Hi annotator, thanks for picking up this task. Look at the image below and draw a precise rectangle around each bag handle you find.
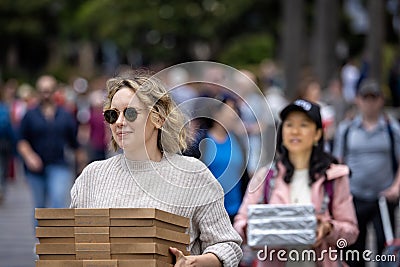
[378,196,394,244]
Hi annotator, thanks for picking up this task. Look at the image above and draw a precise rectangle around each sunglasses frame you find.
[103,107,140,124]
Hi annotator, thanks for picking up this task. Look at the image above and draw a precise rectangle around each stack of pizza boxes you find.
[35,208,190,267]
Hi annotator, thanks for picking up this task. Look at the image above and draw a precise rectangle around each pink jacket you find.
[234,162,359,267]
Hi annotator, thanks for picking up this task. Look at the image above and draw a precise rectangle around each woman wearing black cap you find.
[234,99,359,267]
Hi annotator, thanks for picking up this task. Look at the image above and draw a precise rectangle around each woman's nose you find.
[115,111,125,125]
[290,126,300,134]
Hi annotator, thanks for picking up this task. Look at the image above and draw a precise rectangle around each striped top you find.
[70,153,243,266]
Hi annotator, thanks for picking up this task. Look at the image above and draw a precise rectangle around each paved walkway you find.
[0,176,35,267]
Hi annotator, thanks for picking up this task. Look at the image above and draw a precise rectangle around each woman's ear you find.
[314,128,323,143]
[150,111,164,129]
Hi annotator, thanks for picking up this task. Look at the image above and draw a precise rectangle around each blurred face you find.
[214,99,239,130]
[108,87,159,155]
[282,111,322,156]
[37,77,57,103]
[356,94,384,118]
[304,82,321,103]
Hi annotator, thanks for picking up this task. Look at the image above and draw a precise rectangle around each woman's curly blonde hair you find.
[104,69,189,154]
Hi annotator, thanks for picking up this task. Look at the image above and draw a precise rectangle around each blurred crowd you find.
[1,58,400,266]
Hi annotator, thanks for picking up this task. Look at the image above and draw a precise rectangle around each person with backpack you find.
[333,79,400,267]
[234,99,358,267]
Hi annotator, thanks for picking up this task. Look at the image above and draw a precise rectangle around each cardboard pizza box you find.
[110,219,186,233]
[109,237,187,248]
[74,227,110,243]
[111,254,172,263]
[38,237,75,244]
[75,209,110,227]
[75,243,111,260]
[36,227,74,238]
[36,260,82,267]
[118,260,173,267]
[36,260,173,267]
[38,220,75,227]
[109,208,189,228]
[109,226,189,244]
[35,209,75,219]
[36,243,75,254]
[38,255,76,260]
[110,242,188,256]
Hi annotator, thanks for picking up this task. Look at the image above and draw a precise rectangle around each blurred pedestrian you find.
[17,75,85,223]
[235,99,359,267]
[70,70,243,266]
[187,93,250,223]
[341,57,360,104]
[235,69,269,177]
[87,89,108,162]
[0,89,16,203]
[333,79,400,267]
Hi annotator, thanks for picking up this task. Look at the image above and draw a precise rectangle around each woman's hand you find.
[314,219,333,248]
[169,247,222,267]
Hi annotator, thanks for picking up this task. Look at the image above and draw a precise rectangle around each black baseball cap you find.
[280,99,322,129]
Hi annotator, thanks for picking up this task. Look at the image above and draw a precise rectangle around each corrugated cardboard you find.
[36,244,75,254]
[82,260,117,267]
[36,260,82,267]
[36,227,74,238]
[36,260,173,267]
[34,208,190,263]
[110,243,169,255]
[39,237,75,244]
[39,255,76,260]
[35,209,75,219]
[111,254,172,263]
[75,243,111,260]
[109,226,189,244]
[118,260,173,267]
[75,209,110,226]
[75,227,109,243]
[109,237,187,247]
[38,219,75,227]
[110,219,186,233]
[110,242,188,256]
[109,208,189,228]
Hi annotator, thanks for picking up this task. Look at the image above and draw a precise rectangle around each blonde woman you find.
[70,70,242,267]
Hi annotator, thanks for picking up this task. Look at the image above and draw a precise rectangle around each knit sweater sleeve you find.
[192,168,243,266]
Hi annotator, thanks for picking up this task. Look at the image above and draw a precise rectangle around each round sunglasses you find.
[103,107,139,124]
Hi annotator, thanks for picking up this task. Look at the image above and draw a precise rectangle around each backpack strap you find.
[383,114,398,175]
[263,169,275,204]
[342,123,352,163]
[324,179,334,215]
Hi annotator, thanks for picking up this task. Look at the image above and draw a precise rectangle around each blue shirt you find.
[201,132,244,216]
[19,105,79,169]
[0,103,14,141]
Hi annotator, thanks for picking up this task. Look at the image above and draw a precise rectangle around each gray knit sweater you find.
[70,153,243,266]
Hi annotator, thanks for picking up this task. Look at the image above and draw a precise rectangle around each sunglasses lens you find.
[124,107,138,122]
[104,110,118,124]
